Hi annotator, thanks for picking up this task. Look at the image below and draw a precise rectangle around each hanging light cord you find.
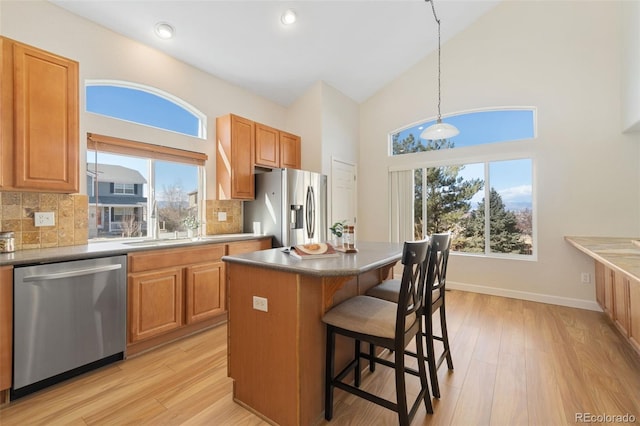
[427,0,442,123]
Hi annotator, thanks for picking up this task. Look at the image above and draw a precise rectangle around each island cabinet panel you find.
[279,131,301,170]
[0,36,79,192]
[629,278,640,354]
[185,261,225,324]
[128,267,184,343]
[216,114,255,200]
[0,266,13,397]
[603,265,615,319]
[595,261,605,308]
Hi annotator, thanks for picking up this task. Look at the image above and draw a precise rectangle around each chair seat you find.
[322,295,416,339]
[367,279,440,305]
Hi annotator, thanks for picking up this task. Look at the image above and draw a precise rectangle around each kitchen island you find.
[222,241,403,426]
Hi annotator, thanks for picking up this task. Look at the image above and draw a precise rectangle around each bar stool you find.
[322,240,432,425]
[366,233,453,398]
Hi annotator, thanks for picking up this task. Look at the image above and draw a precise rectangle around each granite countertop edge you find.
[565,236,640,282]
[222,241,404,277]
[0,234,271,266]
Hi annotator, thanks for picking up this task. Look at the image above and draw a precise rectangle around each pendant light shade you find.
[422,0,459,141]
[420,120,459,140]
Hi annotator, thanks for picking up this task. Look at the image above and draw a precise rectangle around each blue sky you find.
[86,85,199,199]
[395,109,534,207]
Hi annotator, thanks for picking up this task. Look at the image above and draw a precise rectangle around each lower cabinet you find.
[127,244,226,353]
[126,238,271,355]
[594,261,638,355]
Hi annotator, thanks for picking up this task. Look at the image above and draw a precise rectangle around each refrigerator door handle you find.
[306,186,315,239]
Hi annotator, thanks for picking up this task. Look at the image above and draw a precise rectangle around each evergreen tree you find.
[392,134,483,240]
[462,188,528,254]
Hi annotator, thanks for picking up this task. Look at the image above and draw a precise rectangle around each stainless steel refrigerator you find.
[244,168,327,247]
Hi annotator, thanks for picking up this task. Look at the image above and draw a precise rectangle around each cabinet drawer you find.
[227,239,271,255]
[129,244,225,273]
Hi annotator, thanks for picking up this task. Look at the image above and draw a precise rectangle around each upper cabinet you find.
[216,113,301,200]
[255,123,301,170]
[0,37,79,192]
[216,114,255,200]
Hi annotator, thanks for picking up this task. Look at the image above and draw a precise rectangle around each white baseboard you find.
[447,280,602,312]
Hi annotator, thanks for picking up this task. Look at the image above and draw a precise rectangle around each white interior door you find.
[331,158,357,228]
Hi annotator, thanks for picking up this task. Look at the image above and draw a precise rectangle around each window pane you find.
[155,161,200,238]
[489,159,533,255]
[392,108,535,155]
[87,152,148,239]
[86,84,201,137]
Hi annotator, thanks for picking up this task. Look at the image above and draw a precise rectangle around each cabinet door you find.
[185,261,225,324]
[13,41,78,192]
[280,131,301,169]
[629,277,640,354]
[129,267,184,343]
[255,123,280,168]
[230,115,255,199]
[0,266,12,392]
[0,38,13,189]
[604,266,615,319]
[227,238,272,255]
[613,272,630,336]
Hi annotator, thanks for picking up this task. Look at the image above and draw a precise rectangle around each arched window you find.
[389,108,536,258]
[85,80,206,139]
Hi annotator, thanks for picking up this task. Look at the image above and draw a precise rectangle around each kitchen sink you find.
[123,238,195,247]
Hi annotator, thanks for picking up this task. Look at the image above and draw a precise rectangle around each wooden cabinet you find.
[279,131,301,169]
[629,277,640,354]
[216,114,255,200]
[255,123,301,170]
[0,266,12,396]
[594,260,639,356]
[227,238,272,255]
[127,244,226,352]
[185,261,225,324]
[0,36,79,192]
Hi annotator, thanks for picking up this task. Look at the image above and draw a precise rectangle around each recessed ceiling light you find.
[155,22,174,39]
[281,9,296,25]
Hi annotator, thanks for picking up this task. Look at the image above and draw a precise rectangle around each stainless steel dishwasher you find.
[12,255,126,399]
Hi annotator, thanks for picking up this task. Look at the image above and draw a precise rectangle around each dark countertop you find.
[222,241,404,277]
[0,234,271,266]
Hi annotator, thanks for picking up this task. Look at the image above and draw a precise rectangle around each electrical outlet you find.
[581,272,591,284]
[34,212,55,227]
[218,211,227,222]
[252,296,268,312]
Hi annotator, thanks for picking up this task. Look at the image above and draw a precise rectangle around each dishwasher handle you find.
[22,263,123,282]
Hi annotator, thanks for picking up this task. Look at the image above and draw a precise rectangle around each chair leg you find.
[425,311,440,399]
[355,339,361,387]
[415,328,433,414]
[394,346,410,426]
[369,343,376,372]
[325,327,335,421]
[440,304,454,370]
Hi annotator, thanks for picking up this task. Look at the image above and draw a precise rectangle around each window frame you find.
[388,107,537,261]
[85,79,208,139]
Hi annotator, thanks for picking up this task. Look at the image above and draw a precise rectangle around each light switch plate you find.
[34,212,55,227]
[218,211,227,222]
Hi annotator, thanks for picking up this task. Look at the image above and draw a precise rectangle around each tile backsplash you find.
[205,199,243,235]
[0,192,88,250]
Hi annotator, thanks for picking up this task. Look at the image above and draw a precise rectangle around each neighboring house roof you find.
[87,163,147,185]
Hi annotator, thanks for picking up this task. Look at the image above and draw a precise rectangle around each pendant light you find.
[420,0,459,141]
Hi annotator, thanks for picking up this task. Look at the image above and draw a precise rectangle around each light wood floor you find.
[1,290,639,425]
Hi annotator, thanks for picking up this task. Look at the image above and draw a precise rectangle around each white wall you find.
[286,81,323,173]
[0,0,287,200]
[359,1,639,309]
[622,0,640,133]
